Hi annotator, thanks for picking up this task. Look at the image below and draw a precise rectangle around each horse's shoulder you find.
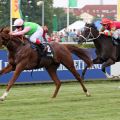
[2,27,10,34]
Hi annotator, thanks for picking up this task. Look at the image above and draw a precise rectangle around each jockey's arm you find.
[103,26,116,36]
[11,27,31,36]
[99,26,105,32]
[102,30,113,36]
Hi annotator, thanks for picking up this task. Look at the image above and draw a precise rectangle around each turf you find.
[0,81,120,120]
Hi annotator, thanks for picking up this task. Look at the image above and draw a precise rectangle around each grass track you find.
[0,81,120,120]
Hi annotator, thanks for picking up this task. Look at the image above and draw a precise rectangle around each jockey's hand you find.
[9,32,15,35]
[99,32,104,34]
[9,32,12,35]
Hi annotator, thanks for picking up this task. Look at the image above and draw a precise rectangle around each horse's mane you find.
[0,27,29,46]
[85,23,98,31]
[0,27,10,34]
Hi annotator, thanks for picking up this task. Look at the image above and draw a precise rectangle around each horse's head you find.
[78,23,100,43]
[0,27,10,47]
[0,28,5,46]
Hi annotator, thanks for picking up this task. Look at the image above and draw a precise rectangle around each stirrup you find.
[47,53,53,57]
[112,38,119,45]
[43,46,47,52]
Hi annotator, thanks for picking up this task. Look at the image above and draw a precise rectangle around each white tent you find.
[59,20,85,33]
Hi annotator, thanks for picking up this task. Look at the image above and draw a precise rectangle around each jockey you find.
[42,25,48,42]
[10,18,52,56]
[99,18,120,40]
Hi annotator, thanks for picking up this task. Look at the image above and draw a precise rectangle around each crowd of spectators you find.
[47,28,81,43]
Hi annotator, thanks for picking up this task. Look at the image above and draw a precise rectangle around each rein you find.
[5,35,12,47]
[4,35,25,48]
[79,26,100,42]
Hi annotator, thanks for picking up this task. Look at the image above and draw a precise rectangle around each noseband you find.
[79,26,100,42]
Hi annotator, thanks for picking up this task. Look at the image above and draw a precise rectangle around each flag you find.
[11,0,22,19]
[52,14,58,32]
[69,0,77,8]
[117,0,120,21]
[10,0,22,31]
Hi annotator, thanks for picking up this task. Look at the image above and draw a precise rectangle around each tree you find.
[21,0,53,32]
[0,0,10,27]
[0,0,53,32]
[0,0,78,32]
[53,7,78,31]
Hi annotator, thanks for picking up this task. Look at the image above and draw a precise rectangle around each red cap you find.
[101,18,111,25]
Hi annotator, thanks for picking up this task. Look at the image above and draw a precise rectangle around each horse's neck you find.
[4,36,22,52]
[94,35,113,49]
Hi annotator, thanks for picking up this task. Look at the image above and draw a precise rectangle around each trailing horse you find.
[0,28,92,101]
[79,23,120,79]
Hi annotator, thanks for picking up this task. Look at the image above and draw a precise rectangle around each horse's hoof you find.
[110,75,119,79]
[0,97,5,101]
[51,96,56,98]
[51,94,57,98]
[85,91,91,97]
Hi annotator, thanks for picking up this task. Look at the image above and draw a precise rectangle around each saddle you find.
[31,43,54,58]
[43,43,54,57]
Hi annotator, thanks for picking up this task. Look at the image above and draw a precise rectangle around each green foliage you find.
[53,8,79,31]
[71,43,95,48]
[0,0,10,27]
[78,43,95,48]
[21,0,53,32]
[0,0,53,32]
[0,0,79,32]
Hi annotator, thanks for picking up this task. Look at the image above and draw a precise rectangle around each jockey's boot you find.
[112,38,119,45]
[37,42,53,57]
[37,43,47,56]
[46,52,54,57]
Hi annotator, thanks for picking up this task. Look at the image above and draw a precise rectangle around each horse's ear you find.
[85,22,90,27]
[85,23,88,26]
[0,28,4,32]
[3,27,10,34]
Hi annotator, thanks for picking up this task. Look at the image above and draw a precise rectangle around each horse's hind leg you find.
[46,64,61,98]
[69,66,90,96]
[0,64,13,75]
[102,58,115,78]
[61,55,90,96]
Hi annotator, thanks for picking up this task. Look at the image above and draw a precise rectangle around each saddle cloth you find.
[31,43,54,57]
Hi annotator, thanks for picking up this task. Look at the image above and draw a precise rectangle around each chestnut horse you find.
[0,28,92,101]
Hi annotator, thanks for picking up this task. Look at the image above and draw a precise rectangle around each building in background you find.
[79,12,93,23]
[64,5,117,23]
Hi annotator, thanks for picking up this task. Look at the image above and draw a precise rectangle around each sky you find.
[53,0,118,8]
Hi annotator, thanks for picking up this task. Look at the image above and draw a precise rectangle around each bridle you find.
[2,33,12,47]
[79,26,100,42]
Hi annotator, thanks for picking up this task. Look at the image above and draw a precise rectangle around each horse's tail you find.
[66,45,93,67]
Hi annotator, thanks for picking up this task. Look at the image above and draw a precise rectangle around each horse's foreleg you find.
[0,63,24,101]
[102,58,115,78]
[46,64,61,98]
[0,64,13,75]
[81,65,88,80]
[82,57,104,79]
